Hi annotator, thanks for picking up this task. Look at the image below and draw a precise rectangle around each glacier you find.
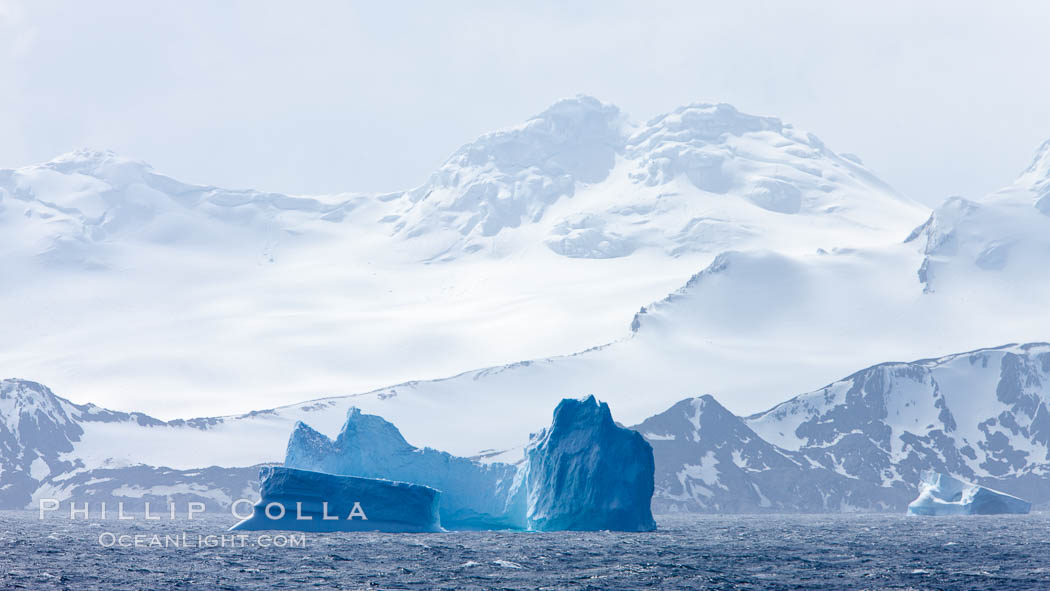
[283,396,655,531]
[907,473,1031,516]
[230,466,442,532]
[0,96,931,423]
[4,101,1050,450]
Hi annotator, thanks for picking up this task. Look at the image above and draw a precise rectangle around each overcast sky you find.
[1,1,1048,206]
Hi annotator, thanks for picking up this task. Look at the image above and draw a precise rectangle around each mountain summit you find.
[384,96,926,260]
[392,96,628,248]
[1,97,927,267]
[907,139,1050,292]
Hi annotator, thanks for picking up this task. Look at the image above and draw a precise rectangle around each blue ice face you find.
[907,472,1030,516]
[284,409,525,530]
[282,396,657,532]
[525,395,657,532]
[230,466,442,533]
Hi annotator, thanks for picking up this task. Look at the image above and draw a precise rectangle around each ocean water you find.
[2,511,1049,590]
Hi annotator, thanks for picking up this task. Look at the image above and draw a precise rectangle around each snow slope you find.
[3,139,1050,465]
[907,140,1050,294]
[0,97,927,418]
[387,97,924,261]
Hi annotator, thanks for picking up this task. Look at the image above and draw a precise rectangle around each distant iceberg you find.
[281,395,656,532]
[230,466,442,532]
[907,472,1030,516]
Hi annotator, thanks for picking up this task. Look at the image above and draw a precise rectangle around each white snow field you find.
[2,96,1050,465]
[0,96,926,421]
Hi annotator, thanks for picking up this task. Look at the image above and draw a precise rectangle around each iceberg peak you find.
[281,398,656,531]
[284,407,524,529]
[525,395,656,532]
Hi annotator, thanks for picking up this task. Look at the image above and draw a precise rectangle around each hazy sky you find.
[1,1,1048,206]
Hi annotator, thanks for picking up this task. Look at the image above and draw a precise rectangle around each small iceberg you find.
[907,472,1031,516]
[230,466,442,532]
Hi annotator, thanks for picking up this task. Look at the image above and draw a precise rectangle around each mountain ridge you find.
[0,95,935,419]
[385,95,926,261]
[2,95,927,266]
[7,341,1050,512]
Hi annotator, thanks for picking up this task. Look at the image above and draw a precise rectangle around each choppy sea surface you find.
[2,511,1050,590]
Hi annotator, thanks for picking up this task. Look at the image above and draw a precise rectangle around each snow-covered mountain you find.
[0,148,365,267]
[748,343,1050,489]
[386,96,923,261]
[2,97,921,268]
[7,343,1050,512]
[0,96,930,419]
[632,396,899,513]
[2,139,1048,464]
[637,343,1050,512]
[618,138,1050,418]
[0,379,259,509]
[907,140,1050,293]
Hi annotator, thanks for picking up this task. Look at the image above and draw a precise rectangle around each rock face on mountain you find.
[0,379,199,509]
[33,464,261,512]
[747,343,1050,503]
[230,466,442,532]
[6,343,1050,514]
[0,380,84,507]
[0,379,263,511]
[634,343,1050,513]
[525,396,656,532]
[285,409,524,529]
[907,472,1030,516]
[632,396,906,513]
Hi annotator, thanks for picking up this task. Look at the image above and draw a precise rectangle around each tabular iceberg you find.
[285,409,524,529]
[283,396,655,531]
[526,396,657,532]
[907,473,1031,516]
[230,466,442,532]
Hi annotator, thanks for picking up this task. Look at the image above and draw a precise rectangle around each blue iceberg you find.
[907,472,1031,516]
[230,466,442,532]
[525,396,657,532]
[281,396,656,532]
[285,409,524,529]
